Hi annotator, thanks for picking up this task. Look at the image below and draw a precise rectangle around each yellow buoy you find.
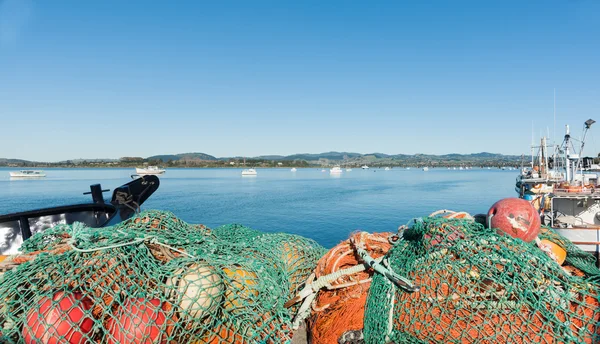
[222,265,259,313]
[166,263,223,320]
[279,242,302,271]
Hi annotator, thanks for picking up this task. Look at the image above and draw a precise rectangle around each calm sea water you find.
[0,167,517,248]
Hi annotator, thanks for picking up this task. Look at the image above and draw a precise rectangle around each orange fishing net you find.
[308,231,394,344]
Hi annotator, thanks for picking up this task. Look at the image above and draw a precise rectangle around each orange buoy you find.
[23,291,94,344]
[106,298,174,344]
[487,198,541,242]
[538,239,567,265]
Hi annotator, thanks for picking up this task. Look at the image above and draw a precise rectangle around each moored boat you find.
[0,176,159,255]
[242,168,257,176]
[516,119,600,260]
[9,170,46,178]
[135,166,165,175]
[330,166,343,174]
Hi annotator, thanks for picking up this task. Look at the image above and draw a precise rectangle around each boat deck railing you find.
[552,188,599,197]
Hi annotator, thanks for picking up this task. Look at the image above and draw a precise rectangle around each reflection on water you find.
[10,177,46,180]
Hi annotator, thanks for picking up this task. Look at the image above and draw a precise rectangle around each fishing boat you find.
[135,166,165,175]
[384,167,391,171]
[9,170,46,178]
[0,176,159,255]
[242,168,257,176]
[362,165,369,169]
[291,168,297,172]
[330,166,343,174]
[423,167,429,172]
[516,119,600,260]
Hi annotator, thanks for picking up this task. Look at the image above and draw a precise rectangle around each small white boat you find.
[330,166,343,174]
[459,166,464,170]
[384,167,391,171]
[346,168,352,172]
[136,166,166,175]
[321,169,326,172]
[423,167,429,172]
[406,167,411,170]
[242,168,257,176]
[9,170,46,178]
[361,165,369,169]
[291,168,297,172]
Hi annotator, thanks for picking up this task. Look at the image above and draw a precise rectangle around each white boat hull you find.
[554,228,600,255]
[135,168,165,175]
[9,171,46,178]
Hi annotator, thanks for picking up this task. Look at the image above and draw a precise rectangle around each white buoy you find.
[166,263,223,320]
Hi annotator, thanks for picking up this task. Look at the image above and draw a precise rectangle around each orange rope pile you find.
[308,231,394,344]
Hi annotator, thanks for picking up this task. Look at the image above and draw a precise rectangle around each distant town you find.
[0,151,533,169]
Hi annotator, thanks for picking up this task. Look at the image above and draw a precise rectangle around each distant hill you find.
[0,158,32,164]
[147,152,218,162]
[282,152,363,161]
[255,155,286,160]
[0,151,524,167]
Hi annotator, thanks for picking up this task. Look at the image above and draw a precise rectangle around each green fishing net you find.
[364,218,600,343]
[0,210,325,343]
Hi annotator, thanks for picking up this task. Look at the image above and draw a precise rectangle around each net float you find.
[487,198,541,242]
[538,239,567,265]
[166,263,223,320]
[23,291,94,344]
[106,297,174,344]
[222,265,259,313]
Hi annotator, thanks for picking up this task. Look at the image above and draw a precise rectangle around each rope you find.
[286,235,418,330]
[351,237,419,293]
[67,225,195,258]
[114,191,140,214]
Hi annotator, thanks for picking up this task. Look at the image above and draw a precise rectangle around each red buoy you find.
[23,291,94,344]
[487,198,541,242]
[106,298,173,344]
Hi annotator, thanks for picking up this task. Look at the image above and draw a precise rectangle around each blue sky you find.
[1,0,599,161]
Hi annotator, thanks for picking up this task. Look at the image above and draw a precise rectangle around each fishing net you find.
[307,231,394,344]
[364,217,600,344]
[0,210,325,343]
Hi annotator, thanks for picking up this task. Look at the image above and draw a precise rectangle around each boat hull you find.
[135,168,165,175]
[0,175,160,255]
[9,172,46,178]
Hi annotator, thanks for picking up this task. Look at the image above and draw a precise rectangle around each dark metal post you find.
[89,184,105,204]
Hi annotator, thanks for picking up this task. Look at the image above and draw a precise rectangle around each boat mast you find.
[576,119,596,178]
[552,90,557,177]
[531,121,535,170]
[565,125,571,183]
[541,136,547,175]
